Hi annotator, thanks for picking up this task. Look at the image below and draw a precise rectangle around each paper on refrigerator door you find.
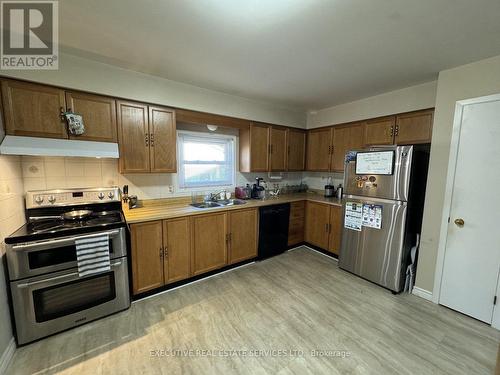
[344,202,362,231]
[362,204,383,229]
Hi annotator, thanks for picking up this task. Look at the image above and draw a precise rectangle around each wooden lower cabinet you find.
[304,201,343,255]
[328,206,343,255]
[191,212,228,275]
[288,201,305,246]
[130,221,164,295]
[163,217,191,284]
[228,208,258,264]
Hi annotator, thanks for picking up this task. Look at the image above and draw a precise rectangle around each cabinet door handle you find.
[390,126,394,137]
[325,223,329,233]
[150,133,154,147]
[163,247,168,257]
[145,133,149,147]
[394,124,399,136]
[159,247,163,258]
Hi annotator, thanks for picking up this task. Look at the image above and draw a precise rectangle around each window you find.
[177,131,235,189]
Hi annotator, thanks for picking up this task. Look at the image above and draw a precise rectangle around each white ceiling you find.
[60,0,500,110]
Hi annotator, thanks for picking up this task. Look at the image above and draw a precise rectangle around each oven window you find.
[28,240,113,270]
[32,272,116,322]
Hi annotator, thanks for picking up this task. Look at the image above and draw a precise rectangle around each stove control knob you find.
[48,195,56,204]
[98,192,105,200]
[108,191,114,199]
[35,196,44,204]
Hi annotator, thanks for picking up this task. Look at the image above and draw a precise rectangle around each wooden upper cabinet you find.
[270,127,287,171]
[228,208,258,264]
[191,212,227,276]
[306,127,332,171]
[149,106,177,173]
[117,101,150,173]
[304,201,330,249]
[287,129,306,171]
[395,110,433,144]
[1,79,67,138]
[363,116,395,146]
[327,206,343,256]
[163,217,191,284]
[130,221,164,295]
[65,92,117,142]
[332,123,364,172]
[240,122,270,172]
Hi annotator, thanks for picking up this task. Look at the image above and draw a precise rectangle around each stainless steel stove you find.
[5,187,130,345]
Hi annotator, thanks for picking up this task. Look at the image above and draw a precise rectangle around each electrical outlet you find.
[168,185,174,194]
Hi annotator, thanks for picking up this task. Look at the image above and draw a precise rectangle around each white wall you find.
[416,54,500,293]
[0,156,25,370]
[0,52,306,128]
[307,81,437,128]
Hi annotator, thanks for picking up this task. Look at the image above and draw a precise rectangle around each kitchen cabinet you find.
[270,127,287,171]
[228,208,258,264]
[117,101,177,173]
[304,201,343,254]
[395,110,433,144]
[306,127,333,171]
[191,212,228,275]
[1,79,67,139]
[363,116,396,146]
[287,129,306,171]
[65,91,117,142]
[288,201,305,246]
[131,221,164,294]
[163,217,191,284]
[332,123,364,172]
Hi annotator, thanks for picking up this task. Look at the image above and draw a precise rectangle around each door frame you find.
[432,93,500,328]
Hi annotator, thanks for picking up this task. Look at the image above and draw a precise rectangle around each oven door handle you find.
[16,260,123,288]
[11,229,121,251]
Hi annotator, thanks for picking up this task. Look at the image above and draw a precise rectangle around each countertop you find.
[124,192,342,224]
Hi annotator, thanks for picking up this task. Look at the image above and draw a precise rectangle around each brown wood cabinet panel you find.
[306,128,332,171]
[228,208,258,264]
[364,116,396,146]
[304,201,330,249]
[270,127,287,171]
[332,123,364,172]
[191,212,227,275]
[65,92,117,142]
[163,217,191,284]
[395,110,433,144]
[149,106,177,172]
[1,79,67,138]
[287,129,306,171]
[117,101,150,173]
[328,206,343,255]
[131,221,164,295]
[249,123,270,172]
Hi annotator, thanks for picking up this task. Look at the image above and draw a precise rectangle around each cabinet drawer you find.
[290,201,305,219]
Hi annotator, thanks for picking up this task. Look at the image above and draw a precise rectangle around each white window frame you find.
[177,130,236,189]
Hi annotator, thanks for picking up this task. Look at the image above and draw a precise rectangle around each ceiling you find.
[60,0,500,110]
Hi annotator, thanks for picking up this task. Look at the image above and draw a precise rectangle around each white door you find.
[439,97,500,324]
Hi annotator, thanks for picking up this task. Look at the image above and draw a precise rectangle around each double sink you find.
[190,199,247,209]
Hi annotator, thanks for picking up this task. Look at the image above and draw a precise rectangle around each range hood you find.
[0,136,120,158]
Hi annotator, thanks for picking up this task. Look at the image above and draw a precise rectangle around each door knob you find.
[454,218,465,227]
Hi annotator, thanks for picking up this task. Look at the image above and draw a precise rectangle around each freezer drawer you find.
[338,196,408,292]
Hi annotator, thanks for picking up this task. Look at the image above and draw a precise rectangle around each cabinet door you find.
[1,80,67,138]
[228,208,258,264]
[395,110,433,144]
[270,127,287,171]
[191,212,228,275]
[117,101,150,173]
[288,201,305,246]
[149,106,177,172]
[65,92,117,142]
[306,128,332,171]
[287,129,306,171]
[130,221,164,295]
[304,202,330,249]
[163,217,191,284]
[364,116,395,146]
[250,123,270,172]
[328,206,343,255]
[332,123,364,172]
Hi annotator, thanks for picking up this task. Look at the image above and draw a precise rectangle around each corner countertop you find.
[123,192,343,224]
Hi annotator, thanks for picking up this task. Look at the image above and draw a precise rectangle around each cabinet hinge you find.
[494,296,497,305]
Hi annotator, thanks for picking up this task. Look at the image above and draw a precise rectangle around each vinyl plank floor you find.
[7,247,500,375]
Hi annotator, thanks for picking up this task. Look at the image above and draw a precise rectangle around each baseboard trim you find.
[412,286,433,301]
[0,338,15,375]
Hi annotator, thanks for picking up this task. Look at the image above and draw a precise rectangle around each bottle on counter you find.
[336,184,343,199]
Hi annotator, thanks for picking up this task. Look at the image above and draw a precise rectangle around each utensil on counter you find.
[324,177,335,197]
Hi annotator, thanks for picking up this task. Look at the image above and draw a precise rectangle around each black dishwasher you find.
[258,203,290,259]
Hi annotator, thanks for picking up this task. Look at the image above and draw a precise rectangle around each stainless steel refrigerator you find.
[338,145,429,293]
